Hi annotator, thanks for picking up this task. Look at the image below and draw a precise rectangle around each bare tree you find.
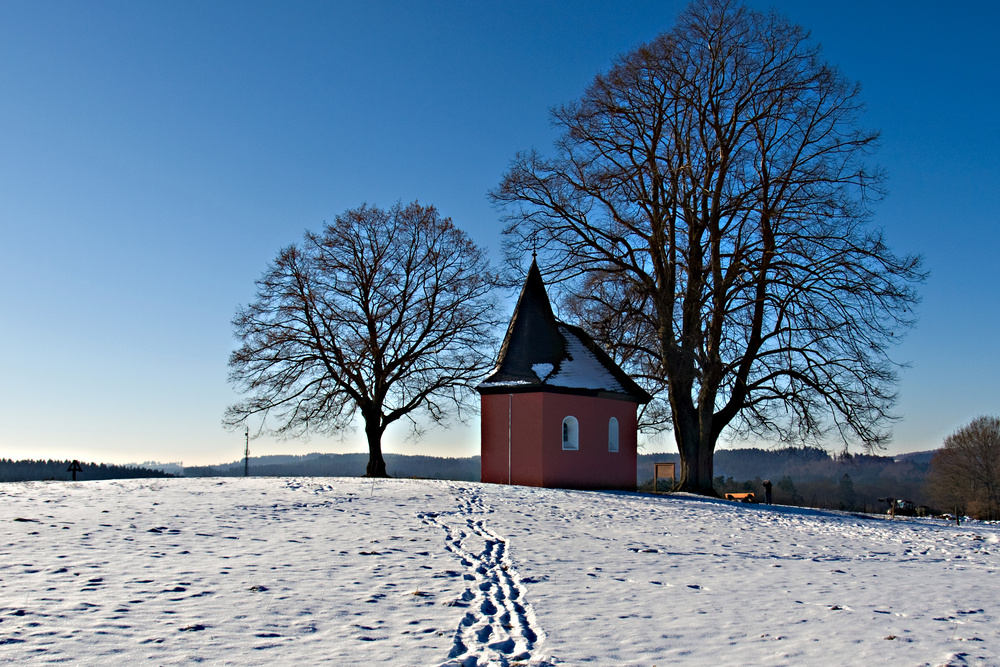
[927,416,1000,520]
[225,202,499,477]
[492,0,924,494]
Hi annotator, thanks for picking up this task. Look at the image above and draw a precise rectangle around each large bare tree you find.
[492,0,924,494]
[927,416,1000,521]
[225,202,498,477]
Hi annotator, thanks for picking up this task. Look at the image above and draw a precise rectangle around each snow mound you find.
[531,363,554,381]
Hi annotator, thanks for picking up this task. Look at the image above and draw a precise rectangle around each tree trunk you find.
[363,415,389,478]
[665,356,719,496]
[674,422,717,495]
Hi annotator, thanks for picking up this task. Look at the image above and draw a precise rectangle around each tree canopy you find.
[927,416,1000,520]
[226,202,499,477]
[493,0,924,494]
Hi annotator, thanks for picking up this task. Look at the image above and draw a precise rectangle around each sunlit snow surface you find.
[1,478,998,666]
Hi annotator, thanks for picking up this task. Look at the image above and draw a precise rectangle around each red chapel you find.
[476,260,651,490]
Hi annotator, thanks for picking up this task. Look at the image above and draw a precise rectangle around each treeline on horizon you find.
[2,449,935,515]
[0,459,175,483]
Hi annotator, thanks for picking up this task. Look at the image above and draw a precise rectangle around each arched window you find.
[562,416,579,450]
[608,417,619,452]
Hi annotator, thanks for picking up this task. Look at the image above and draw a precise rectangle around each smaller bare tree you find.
[225,202,499,477]
[927,416,1000,520]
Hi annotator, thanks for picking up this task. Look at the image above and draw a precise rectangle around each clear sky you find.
[1,1,997,467]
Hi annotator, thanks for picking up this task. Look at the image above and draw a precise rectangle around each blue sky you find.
[1,1,997,466]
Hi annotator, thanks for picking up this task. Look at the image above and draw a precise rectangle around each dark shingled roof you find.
[477,259,651,404]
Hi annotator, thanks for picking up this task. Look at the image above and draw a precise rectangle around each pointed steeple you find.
[478,259,651,403]
[481,258,565,385]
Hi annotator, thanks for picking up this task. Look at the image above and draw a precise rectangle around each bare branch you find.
[491,0,924,494]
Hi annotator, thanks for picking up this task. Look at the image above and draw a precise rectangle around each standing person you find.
[763,479,773,505]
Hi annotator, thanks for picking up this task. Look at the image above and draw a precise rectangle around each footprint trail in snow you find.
[420,486,547,667]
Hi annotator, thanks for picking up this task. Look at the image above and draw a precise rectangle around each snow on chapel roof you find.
[477,259,651,403]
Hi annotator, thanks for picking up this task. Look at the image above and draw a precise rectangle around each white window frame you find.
[608,417,619,452]
[562,416,579,450]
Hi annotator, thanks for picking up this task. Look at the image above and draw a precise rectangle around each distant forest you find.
[0,459,175,483]
[3,448,935,515]
[639,447,934,512]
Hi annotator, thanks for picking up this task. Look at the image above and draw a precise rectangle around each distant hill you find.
[182,452,481,481]
[893,450,937,466]
[641,447,935,482]
[128,461,185,476]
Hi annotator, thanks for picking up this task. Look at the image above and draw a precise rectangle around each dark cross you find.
[67,460,82,481]
[244,425,250,477]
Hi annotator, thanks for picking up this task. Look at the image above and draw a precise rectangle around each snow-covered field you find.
[1,478,997,666]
